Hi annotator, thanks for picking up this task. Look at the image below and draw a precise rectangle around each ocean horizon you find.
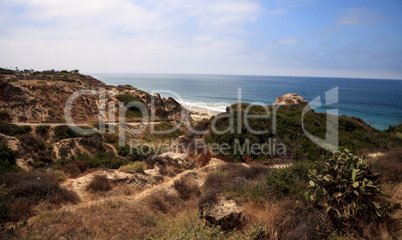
[90,73,402,130]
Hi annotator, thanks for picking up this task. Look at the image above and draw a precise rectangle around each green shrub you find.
[147,210,243,240]
[53,170,66,181]
[53,125,81,139]
[205,105,401,162]
[0,144,19,174]
[115,94,144,117]
[265,161,314,199]
[119,161,146,173]
[0,122,33,136]
[11,125,31,136]
[75,152,128,169]
[305,149,388,221]
[35,125,50,134]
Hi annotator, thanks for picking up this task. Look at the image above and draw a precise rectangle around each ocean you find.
[90,73,402,130]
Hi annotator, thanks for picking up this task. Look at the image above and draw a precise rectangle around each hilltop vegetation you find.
[206,103,401,162]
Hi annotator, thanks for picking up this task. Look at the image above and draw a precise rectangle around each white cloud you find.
[0,0,264,73]
[337,8,386,25]
[278,37,303,45]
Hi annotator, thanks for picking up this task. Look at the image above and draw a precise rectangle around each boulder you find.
[199,193,244,230]
[145,152,196,178]
[274,93,311,109]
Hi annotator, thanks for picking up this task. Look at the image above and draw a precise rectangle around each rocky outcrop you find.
[109,85,190,121]
[145,152,196,178]
[274,93,311,109]
[0,72,190,123]
[51,137,116,160]
[0,82,49,122]
[0,133,34,171]
[199,193,244,230]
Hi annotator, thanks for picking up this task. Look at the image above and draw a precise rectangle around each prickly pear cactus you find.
[305,149,387,219]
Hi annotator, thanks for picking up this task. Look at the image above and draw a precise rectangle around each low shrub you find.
[86,175,111,193]
[59,161,89,178]
[0,144,19,174]
[0,122,31,136]
[35,125,50,134]
[148,210,243,240]
[119,161,146,173]
[265,161,314,199]
[199,163,272,205]
[17,134,45,151]
[53,170,66,181]
[75,152,128,169]
[115,94,143,117]
[0,172,79,222]
[11,125,31,136]
[53,125,81,139]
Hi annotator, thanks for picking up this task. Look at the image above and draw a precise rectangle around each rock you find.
[274,93,312,110]
[51,137,115,160]
[199,193,244,230]
[0,82,49,122]
[0,133,34,171]
[145,152,196,178]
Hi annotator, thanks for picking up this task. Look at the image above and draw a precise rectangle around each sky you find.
[0,0,401,79]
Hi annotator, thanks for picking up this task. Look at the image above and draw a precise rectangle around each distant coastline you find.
[93,73,402,130]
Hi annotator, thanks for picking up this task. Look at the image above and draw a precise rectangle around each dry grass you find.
[199,163,271,206]
[18,187,200,239]
[86,175,112,193]
[118,161,146,173]
[105,183,143,197]
[22,200,158,239]
[370,147,402,183]
[243,200,325,240]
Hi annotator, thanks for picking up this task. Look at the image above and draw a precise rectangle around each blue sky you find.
[0,0,401,79]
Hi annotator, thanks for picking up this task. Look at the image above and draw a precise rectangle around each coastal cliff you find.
[0,70,190,123]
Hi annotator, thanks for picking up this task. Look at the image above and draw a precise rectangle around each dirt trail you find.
[60,159,292,212]
[60,158,226,212]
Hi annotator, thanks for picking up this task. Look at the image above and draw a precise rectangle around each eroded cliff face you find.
[0,73,190,123]
[108,85,188,121]
[0,82,49,122]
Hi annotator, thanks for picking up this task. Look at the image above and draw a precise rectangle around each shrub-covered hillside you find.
[205,104,401,162]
